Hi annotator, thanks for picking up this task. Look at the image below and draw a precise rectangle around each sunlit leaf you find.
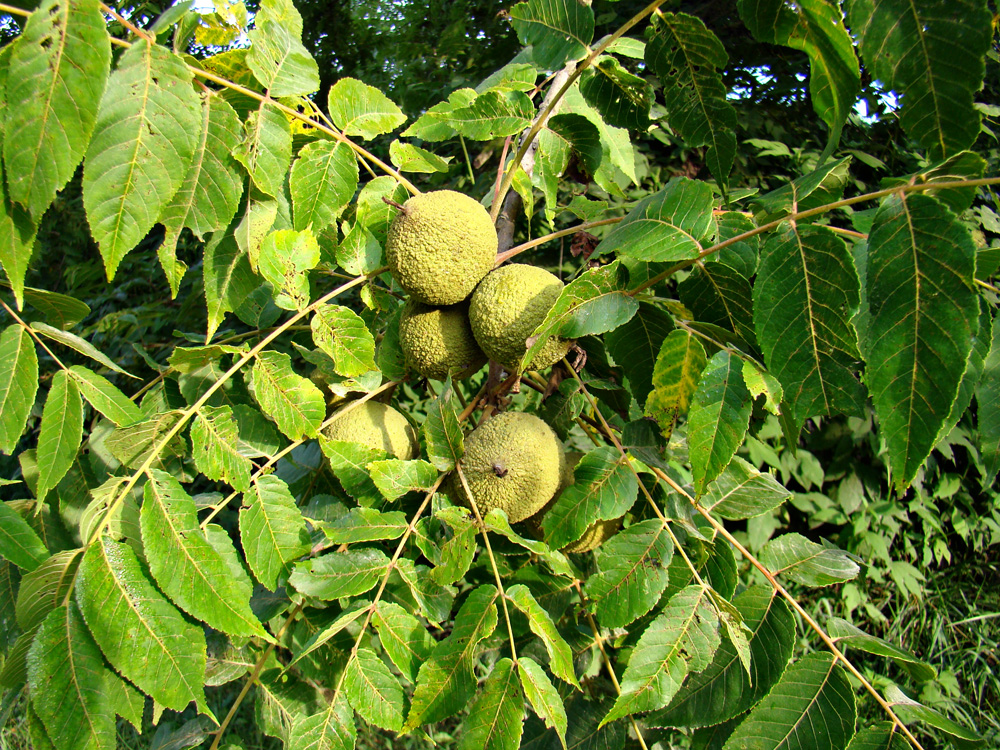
[328,77,406,139]
[246,0,319,97]
[509,0,594,70]
[35,370,83,502]
[69,366,142,427]
[233,102,293,198]
[372,601,436,684]
[82,41,200,279]
[506,584,579,689]
[5,0,111,219]
[760,533,860,586]
[250,349,325,440]
[645,328,708,439]
[701,456,791,520]
[310,304,377,378]
[191,405,253,492]
[289,548,390,600]
[688,351,752,493]
[290,140,357,232]
[240,474,310,590]
[458,658,524,750]
[0,502,49,572]
[75,538,208,713]
[345,647,406,731]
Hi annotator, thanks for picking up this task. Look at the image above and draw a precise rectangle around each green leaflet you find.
[688,351,752,493]
[82,41,200,279]
[4,0,111,220]
[646,13,737,189]
[27,603,115,750]
[327,77,406,140]
[760,533,860,586]
[865,194,978,490]
[648,585,795,729]
[586,519,673,629]
[289,547,390,600]
[0,502,49,573]
[35,371,82,502]
[141,469,268,638]
[518,657,568,749]
[509,0,594,70]
[423,376,464,471]
[722,653,856,750]
[158,92,244,294]
[190,405,253,492]
[290,141,358,232]
[506,584,579,688]
[754,224,865,428]
[345,647,406,731]
[246,0,319,97]
[602,585,721,725]
[288,693,356,750]
[700,456,791,521]
[69,366,142,427]
[233,102,293,199]
[240,474,310,591]
[0,325,38,454]
[404,584,498,730]
[541,445,638,550]
[75,538,209,713]
[372,601,436,684]
[310,304,377,378]
[847,0,991,158]
[458,658,524,750]
[250,349,326,440]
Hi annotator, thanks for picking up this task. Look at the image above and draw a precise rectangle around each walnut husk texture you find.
[450,412,564,524]
[469,263,572,372]
[322,400,419,460]
[398,299,487,381]
[385,190,498,305]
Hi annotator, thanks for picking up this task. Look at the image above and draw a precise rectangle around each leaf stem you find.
[630,177,1000,295]
[455,464,518,663]
[495,217,621,265]
[650,466,927,750]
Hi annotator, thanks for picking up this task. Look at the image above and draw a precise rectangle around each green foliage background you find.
[0,0,997,749]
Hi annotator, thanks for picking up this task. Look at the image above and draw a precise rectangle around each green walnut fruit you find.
[322,400,419,460]
[386,190,498,305]
[398,299,487,381]
[524,451,622,553]
[450,412,564,524]
[469,263,572,372]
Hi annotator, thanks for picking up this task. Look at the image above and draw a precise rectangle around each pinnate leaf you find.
[578,56,652,131]
[722,653,856,750]
[250,349,325,441]
[866,194,978,490]
[75,538,208,712]
[31,321,135,378]
[5,0,111,219]
[0,502,49,572]
[233,103,293,199]
[288,693,356,750]
[82,41,200,279]
[368,459,439,502]
[240,474,310,590]
[319,507,408,544]
[141,469,266,638]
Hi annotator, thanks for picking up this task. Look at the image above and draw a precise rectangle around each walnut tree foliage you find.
[0,0,997,749]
